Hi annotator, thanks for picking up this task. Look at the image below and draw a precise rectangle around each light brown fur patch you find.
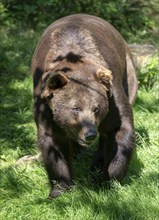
[96,69,113,91]
[44,27,108,72]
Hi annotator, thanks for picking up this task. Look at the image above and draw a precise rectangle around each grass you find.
[0,23,159,220]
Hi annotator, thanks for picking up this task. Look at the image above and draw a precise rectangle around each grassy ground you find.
[0,25,159,220]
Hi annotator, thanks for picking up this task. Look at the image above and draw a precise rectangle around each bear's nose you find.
[85,129,97,142]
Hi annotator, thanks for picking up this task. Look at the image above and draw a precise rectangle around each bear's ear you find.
[96,69,113,92]
[41,72,68,98]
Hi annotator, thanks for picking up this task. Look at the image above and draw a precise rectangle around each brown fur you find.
[32,14,138,198]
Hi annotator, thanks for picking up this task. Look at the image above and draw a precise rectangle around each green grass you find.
[0,24,159,220]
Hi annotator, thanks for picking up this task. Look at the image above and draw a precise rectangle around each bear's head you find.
[41,68,112,146]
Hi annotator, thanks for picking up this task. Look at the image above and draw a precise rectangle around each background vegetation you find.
[1,0,158,42]
[0,0,158,219]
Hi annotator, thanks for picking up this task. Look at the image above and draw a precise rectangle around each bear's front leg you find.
[106,126,135,181]
[92,126,135,183]
[91,98,135,182]
[38,127,73,198]
[106,86,136,181]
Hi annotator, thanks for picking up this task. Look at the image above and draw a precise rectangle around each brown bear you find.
[32,14,138,198]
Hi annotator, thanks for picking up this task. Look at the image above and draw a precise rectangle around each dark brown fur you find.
[32,14,138,198]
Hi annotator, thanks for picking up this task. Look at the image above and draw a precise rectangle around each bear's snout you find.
[77,120,98,146]
[85,128,97,142]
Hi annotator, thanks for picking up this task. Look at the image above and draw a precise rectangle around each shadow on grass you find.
[0,72,36,156]
[0,165,34,199]
[0,160,48,200]
[0,25,38,157]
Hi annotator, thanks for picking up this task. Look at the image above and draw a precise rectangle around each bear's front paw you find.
[108,156,128,181]
[48,187,62,199]
[48,181,73,199]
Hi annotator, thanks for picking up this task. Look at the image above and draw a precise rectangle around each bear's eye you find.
[46,93,53,102]
[93,105,100,115]
[72,107,81,114]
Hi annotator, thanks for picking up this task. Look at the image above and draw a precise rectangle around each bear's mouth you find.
[78,138,97,147]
